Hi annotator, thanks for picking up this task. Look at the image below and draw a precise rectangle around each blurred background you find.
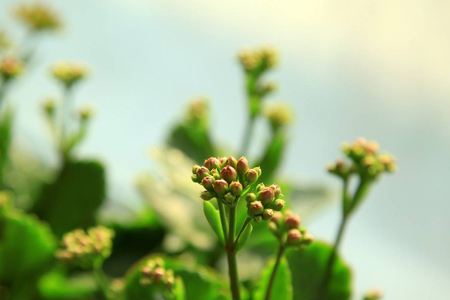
[1,0,449,298]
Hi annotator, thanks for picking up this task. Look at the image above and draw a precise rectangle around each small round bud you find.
[268,222,278,233]
[271,199,285,211]
[200,191,215,201]
[192,165,200,174]
[236,157,249,174]
[229,181,243,196]
[191,174,199,183]
[220,166,237,182]
[210,169,221,179]
[271,211,283,223]
[244,169,259,184]
[256,183,265,192]
[262,209,274,220]
[219,157,227,165]
[285,215,301,228]
[152,267,165,282]
[213,179,228,196]
[246,193,256,203]
[223,192,235,203]
[269,184,282,198]
[202,176,215,191]
[224,156,237,168]
[303,233,314,246]
[142,266,152,277]
[248,201,264,216]
[196,166,209,180]
[287,229,302,245]
[257,187,275,204]
[204,157,220,170]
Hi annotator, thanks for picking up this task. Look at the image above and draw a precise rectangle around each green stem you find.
[264,245,285,300]
[226,205,241,300]
[234,217,251,246]
[217,199,229,243]
[60,86,73,160]
[240,115,256,156]
[0,79,11,118]
[93,260,111,300]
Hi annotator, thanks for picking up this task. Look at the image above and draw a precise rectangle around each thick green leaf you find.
[256,131,287,184]
[236,223,253,252]
[172,277,186,300]
[31,160,106,237]
[0,206,57,298]
[253,256,292,300]
[286,241,352,300]
[203,201,225,245]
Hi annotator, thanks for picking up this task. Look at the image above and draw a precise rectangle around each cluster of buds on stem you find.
[363,288,383,300]
[51,61,88,89]
[140,258,177,296]
[192,156,263,206]
[79,105,95,122]
[14,2,62,32]
[328,138,397,180]
[55,226,114,269]
[0,56,24,82]
[268,210,313,249]
[264,102,293,132]
[238,46,278,74]
[246,183,285,222]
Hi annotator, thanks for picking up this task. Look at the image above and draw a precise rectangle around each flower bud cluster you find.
[14,2,62,32]
[268,210,313,249]
[246,183,285,222]
[192,156,262,205]
[79,105,95,122]
[264,102,293,132]
[56,226,114,269]
[238,46,279,73]
[140,258,176,294]
[363,288,383,300]
[51,61,88,88]
[328,138,397,180]
[0,56,24,81]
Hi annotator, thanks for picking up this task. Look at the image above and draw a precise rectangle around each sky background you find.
[2,0,450,298]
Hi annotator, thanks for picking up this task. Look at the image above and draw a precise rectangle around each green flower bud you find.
[213,179,228,196]
[220,166,237,182]
[236,157,249,175]
[262,209,274,220]
[253,215,262,223]
[223,192,235,203]
[51,61,88,89]
[42,98,57,116]
[303,233,314,246]
[191,174,199,183]
[257,187,275,204]
[219,156,227,165]
[200,190,215,201]
[192,165,200,174]
[287,229,302,245]
[244,169,259,184]
[285,214,301,228]
[256,183,265,192]
[210,169,221,180]
[268,221,278,233]
[271,199,285,211]
[246,193,256,203]
[229,181,243,196]
[202,176,215,191]
[196,166,209,181]
[248,201,264,216]
[269,184,282,198]
[204,157,220,170]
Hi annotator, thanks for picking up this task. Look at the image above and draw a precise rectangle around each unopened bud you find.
[271,199,285,211]
[236,157,249,174]
[303,233,314,245]
[213,179,228,196]
[269,184,282,198]
[223,192,235,203]
[256,183,265,192]
[202,176,215,191]
[244,169,259,184]
[246,193,256,203]
[257,187,275,204]
[204,157,220,170]
[229,181,243,196]
[262,209,274,220]
[271,211,283,223]
[287,229,302,245]
[253,215,262,223]
[285,215,301,228]
[192,165,200,174]
[219,157,227,165]
[248,201,264,216]
[224,156,237,168]
[220,166,237,182]
[142,266,152,277]
[268,222,278,233]
[152,267,165,282]
[196,166,209,180]
[200,190,215,201]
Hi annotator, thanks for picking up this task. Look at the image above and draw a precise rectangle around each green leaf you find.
[253,256,292,300]
[236,223,253,252]
[0,206,57,297]
[255,131,287,184]
[171,277,186,300]
[203,201,225,245]
[286,241,352,300]
[0,107,13,187]
[38,269,98,299]
[31,160,106,237]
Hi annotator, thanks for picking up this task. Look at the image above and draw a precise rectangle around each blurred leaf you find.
[203,201,225,245]
[0,107,13,188]
[286,241,352,300]
[256,131,287,184]
[38,269,98,299]
[253,256,292,300]
[236,223,253,252]
[32,160,106,237]
[0,205,57,298]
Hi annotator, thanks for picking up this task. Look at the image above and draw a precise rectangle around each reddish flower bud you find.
[220,166,237,182]
[248,201,264,216]
[202,176,215,191]
[219,157,227,165]
[287,229,302,245]
[262,209,274,220]
[269,184,282,198]
[246,193,256,202]
[236,157,249,174]
[272,199,285,211]
[142,266,152,277]
[223,192,235,203]
[200,191,215,201]
[204,157,220,170]
[257,187,275,204]
[245,169,259,184]
[196,166,209,180]
[271,211,283,223]
[285,214,301,228]
[224,156,237,168]
[152,267,165,282]
[229,181,243,196]
[213,179,228,196]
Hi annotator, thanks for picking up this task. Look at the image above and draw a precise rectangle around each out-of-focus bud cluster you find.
[140,258,177,295]
[51,61,88,89]
[42,97,57,117]
[264,102,293,132]
[268,210,313,249]
[328,138,397,180]
[55,226,114,269]
[79,105,95,122]
[246,183,285,223]
[14,2,62,32]
[238,46,278,73]
[0,31,11,51]
[0,56,24,81]
[186,97,209,125]
[363,288,383,300]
